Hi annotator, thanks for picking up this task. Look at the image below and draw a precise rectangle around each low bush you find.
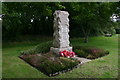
[21,41,52,55]
[60,57,79,70]
[20,52,80,76]
[86,54,96,59]
[74,46,109,59]
[74,49,87,57]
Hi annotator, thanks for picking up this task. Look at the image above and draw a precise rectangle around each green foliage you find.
[74,46,109,59]
[2,35,118,78]
[115,28,120,34]
[65,2,119,42]
[86,54,96,59]
[35,41,52,53]
[60,57,79,70]
[21,41,52,55]
[0,2,2,14]
[22,53,79,75]
[74,49,87,57]
[2,2,119,41]
[2,2,65,40]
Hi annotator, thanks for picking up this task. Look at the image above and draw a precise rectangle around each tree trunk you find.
[82,26,90,43]
[84,35,88,43]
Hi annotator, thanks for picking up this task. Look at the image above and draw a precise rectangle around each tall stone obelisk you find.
[50,10,72,55]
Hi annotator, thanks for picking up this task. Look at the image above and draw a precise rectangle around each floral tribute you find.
[59,50,76,58]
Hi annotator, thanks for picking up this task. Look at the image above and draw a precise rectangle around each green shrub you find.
[86,54,96,59]
[39,60,58,74]
[86,48,109,59]
[74,49,88,57]
[21,41,52,55]
[60,57,80,70]
[35,41,52,53]
[38,57,79,75]
[74,46,109,59]
[22,53,80,75]
[74,46,92,51]
[25,57,32,62]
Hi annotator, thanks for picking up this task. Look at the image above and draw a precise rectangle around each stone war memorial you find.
[50,10,72,55]
[4,2,117,78]
[19,10,110,77]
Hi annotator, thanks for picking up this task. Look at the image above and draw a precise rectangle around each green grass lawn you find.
[2,35,118,78]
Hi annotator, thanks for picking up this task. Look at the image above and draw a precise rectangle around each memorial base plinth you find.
[50,47,72,55]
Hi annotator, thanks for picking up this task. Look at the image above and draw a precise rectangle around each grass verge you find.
[2,35,118,78]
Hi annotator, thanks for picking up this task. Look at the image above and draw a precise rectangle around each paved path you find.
[73,57,91,64]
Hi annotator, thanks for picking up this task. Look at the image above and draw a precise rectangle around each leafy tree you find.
[62,2,118,43]
[2,2,64,40]
[2,2,119,42]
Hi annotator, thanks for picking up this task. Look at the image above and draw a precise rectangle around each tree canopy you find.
[2,2,120,42]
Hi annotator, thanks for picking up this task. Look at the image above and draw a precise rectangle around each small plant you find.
[74,49,88,57]
[20,52,80,76]
[74,46,109,59]
[86,54,96,59]
[21,41,52,55]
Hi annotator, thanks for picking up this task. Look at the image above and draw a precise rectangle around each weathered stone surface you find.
[72,57,91,64]
[50,10,72,54]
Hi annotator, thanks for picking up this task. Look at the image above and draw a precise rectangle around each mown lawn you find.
[2,35,118,78]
